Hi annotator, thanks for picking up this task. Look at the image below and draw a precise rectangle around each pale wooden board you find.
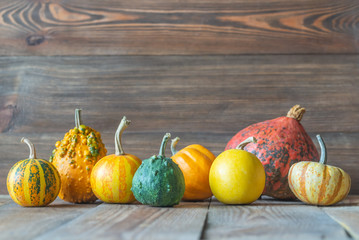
[0,197,100,240]
[322,197,359,240]
[35,200,210,240]
[0,195,11,207]
[203,198,351,240]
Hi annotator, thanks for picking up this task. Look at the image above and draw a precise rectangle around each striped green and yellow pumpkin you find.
[90,117,141,203]
[288,135,351,206]
[7,138,61,207]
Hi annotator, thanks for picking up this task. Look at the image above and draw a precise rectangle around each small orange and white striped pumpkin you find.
[288,135,351,206]
[90,117,141,203]
[7,138,61,207]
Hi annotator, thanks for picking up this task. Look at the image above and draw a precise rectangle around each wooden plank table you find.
[0,195,358,240]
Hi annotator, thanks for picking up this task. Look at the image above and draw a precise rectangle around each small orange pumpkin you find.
[288,135,351,205]
[171,137,215,200]
[7,138,61,207]
[91,116,141,203]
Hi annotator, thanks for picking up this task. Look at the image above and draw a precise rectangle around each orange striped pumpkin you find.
[7,138,61,207]
[288,135,351,205]
[90,117,141,203]
[171,137,215,200]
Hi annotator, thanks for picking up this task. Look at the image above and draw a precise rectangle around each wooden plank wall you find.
[0,0,358,195]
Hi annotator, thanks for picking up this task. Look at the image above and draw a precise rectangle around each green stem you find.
[159,133,171,157]
[21,137,36,159]
[75,109,82,128]
[171,137,180,155]
[236,137,257,150]
[115,116,131,155]
[316,134,327,164]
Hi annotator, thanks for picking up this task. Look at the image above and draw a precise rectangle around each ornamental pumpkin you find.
[50,109,107,203]
[91,116,141,203]
[170,137,215,200]
[7,138,61,207]
[226,105,319,200]
[209,137,265,204]
[288,135,351,205]
[132,133,185,207]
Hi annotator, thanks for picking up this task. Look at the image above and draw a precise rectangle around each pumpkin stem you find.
[159,133,171,157]
[75,109,82,128]
[236,137,257,150]
[115,116,131,156]
[21,137,36,159]
[286,105,306,121]
[171,137,180,156]
[316,134,327,164]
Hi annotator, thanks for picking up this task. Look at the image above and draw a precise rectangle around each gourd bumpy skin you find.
[50,110,107,203]
[132,155,185,207]
[51,125,107,203]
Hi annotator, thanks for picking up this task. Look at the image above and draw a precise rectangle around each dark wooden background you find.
[1,0,358,195]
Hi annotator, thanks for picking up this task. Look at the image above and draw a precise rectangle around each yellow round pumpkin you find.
[288,135,351,205]
[171,137,215,200]
[91,116,141,203]
[209,137,265,204]
[7,138,61,207]
[50,109,107,203]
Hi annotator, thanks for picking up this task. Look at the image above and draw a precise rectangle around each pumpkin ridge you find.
[93,159,107,201]
[23,159,32,206]
[14,160,28,205]
[299,162,310,202]
[327,169,343,205]
[118,158,127,201]
[126,154,142,176]
[317,165,329,204]
[122,159,131,203]
[47,161,61,196]
[39,160,56,203]
[182,148,208,175]
[175,152,193,174]
[187,144,215,162]
[7,162,22,205]
[181,150,211,195]
[35,160,46,206]
[289,170,301,199]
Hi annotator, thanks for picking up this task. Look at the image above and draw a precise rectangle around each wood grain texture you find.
[0,195,11,207]
[0,55,358,195]
[0,0,359,55]
[323,206,359,240]
[0,195,358,239]
[203,198,351,240]
[35,201,210,240]
[0,198,100,240]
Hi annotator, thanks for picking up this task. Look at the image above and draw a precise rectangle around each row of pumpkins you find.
[7,105,351,207]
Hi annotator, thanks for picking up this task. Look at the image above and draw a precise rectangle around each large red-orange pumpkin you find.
[226,105,319,199]
[171,137,215,201]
